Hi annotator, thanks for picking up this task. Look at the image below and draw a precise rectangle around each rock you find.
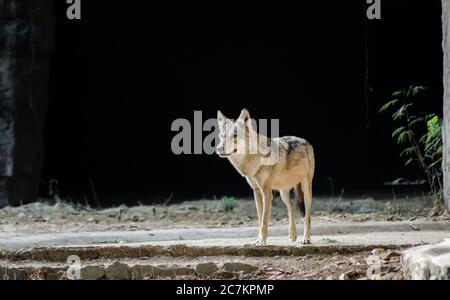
[40,267,66,280]
[402,239,450,280]
[131,265,174,279]
[409,224,420,231]
[222,262,259,273]
[214,270,236,279]
[381,250,401,262]
[173,267,194,276]
[81,265,105,280]
[381,272,403,280]
[357,207,376,214]
[6,268,30,280]
[338,269,360,280]
[195,262,219,276]
[105,262,130,280]
[0,265,6,280]
[371,248,385,255]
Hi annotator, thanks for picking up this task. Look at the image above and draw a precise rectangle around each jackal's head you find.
[216,108,257,158]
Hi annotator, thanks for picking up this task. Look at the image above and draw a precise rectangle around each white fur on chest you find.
[227,155,261,177]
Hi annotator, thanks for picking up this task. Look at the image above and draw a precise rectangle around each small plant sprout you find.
[221,196,238,213]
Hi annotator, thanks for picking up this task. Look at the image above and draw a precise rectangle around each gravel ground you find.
[0,196,443,234]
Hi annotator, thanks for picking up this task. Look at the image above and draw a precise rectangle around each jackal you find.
[216,109,315,245]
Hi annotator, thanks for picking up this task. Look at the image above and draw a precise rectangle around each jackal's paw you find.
[289,235,297,243]
[251,237,267,246]
[301,238,311,245]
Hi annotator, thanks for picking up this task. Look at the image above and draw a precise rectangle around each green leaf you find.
[428,159,443,169]
[409,117,423,127]
[412,86,427,97]
[427,115,439,127]
[404,158,414,166]
[397,131,411,144]
[379,99,399,113]
[392,126,406,138]
[392,90,403,97]
[391,178,405,185]
[400,147,415,157]
[392,104,412,120]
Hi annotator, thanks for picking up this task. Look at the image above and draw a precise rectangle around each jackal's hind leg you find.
[280,189,297,242]
[300,178,313,245]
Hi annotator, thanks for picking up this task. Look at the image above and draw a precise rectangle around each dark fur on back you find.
[282,136,309,151]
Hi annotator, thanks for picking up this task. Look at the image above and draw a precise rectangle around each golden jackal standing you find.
[216,109,315,245]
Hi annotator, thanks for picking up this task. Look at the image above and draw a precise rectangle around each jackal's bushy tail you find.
[294,184,305,218]
[295,145,315,218]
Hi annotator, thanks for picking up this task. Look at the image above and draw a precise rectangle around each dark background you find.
[44,0,444,205]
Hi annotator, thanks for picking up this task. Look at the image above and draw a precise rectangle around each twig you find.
[328,177,335,201]
[88,178,101,209]
[163,192,174,207]
[391,188,398,214]
[331,188,345,213]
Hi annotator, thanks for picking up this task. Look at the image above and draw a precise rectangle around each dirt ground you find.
[0,196,448,280]
[0,195,445,234]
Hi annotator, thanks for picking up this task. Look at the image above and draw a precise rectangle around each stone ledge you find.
[402,239,450,280]
[1,243,409,263]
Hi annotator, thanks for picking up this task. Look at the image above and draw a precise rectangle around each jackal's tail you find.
[295,144,315,218]
[294,184,305,218]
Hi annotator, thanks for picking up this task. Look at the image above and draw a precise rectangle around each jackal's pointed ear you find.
[239,108,251,123]
[217,111,228,124]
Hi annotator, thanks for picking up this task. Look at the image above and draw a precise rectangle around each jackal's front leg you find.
[253,187,272,246]
[251,188,264,245]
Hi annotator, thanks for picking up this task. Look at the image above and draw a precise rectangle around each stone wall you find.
[0,0,54,207]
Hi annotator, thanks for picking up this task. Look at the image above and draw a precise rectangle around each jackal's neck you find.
[227,154,262,177]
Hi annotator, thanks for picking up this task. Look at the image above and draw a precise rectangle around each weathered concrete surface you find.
[402,239,450,280]
[0,221,448,262]
[0,220,448,251]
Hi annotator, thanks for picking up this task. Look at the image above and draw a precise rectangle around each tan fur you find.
[216,109,315,245]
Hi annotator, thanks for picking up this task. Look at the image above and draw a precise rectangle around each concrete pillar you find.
[444,0,450,211]
[0,0,54,207]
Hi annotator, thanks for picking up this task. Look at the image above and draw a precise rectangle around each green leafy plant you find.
[221,196,238,213]
[379,86,443,209]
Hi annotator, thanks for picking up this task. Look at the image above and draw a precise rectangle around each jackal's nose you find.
[216,146,225,156]
[216,148,223,155]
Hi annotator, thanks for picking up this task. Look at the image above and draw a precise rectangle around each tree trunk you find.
[443,0,450,210]
[0,0,54,207]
